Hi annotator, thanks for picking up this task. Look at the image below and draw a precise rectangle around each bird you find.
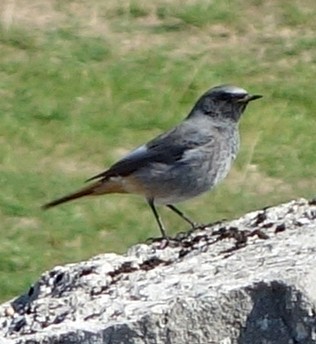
[42,85,262,238]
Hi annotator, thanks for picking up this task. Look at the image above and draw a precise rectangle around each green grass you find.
[0,0,315,302]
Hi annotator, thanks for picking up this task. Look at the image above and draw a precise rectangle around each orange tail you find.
[42,178,128,210]
[42,182,101,209]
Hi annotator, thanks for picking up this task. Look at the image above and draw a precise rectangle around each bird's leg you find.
[166,204,197,229]
[147,199,167,239]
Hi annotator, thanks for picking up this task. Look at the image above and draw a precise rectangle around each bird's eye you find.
[217,93,232,101]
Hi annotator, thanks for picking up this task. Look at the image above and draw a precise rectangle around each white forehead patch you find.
[224,85,248,95]
[209,85,249,96]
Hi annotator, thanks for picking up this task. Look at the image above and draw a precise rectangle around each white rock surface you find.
[0,198,316,344]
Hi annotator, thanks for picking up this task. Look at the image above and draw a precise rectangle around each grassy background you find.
[0,0,315,302]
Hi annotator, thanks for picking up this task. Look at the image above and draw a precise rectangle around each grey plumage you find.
[43,85,262,237]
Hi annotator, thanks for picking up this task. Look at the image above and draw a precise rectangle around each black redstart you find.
[42,85,262,237]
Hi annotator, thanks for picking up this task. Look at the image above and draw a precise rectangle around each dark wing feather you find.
[87,122,213,182]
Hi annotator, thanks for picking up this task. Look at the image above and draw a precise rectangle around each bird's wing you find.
[87,121,215,182]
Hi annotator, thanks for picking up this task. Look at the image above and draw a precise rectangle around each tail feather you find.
[42,184,98,210]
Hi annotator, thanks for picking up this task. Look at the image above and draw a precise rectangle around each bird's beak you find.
[237,94,263,103]
[248,94,263,101]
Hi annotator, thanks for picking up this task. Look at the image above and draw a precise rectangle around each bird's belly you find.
[134,157,234,205]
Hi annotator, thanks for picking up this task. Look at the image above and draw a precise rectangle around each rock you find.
[0,198,316,344]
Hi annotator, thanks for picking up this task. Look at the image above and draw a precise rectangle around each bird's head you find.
[188,85,262,122]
